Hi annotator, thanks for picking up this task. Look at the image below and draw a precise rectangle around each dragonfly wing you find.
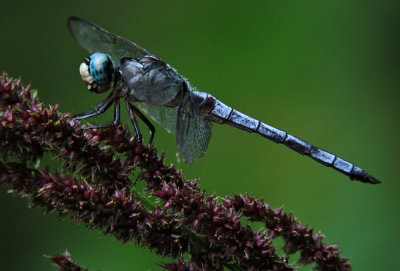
[135,102,177,133]
[68,16,153,65]
[176,92,212,164]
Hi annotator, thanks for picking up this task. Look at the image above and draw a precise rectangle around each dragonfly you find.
[68,16,380,184]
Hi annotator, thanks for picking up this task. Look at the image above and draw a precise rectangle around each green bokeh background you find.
[1,1,399,270]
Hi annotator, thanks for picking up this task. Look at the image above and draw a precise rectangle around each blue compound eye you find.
[89,52,114,85]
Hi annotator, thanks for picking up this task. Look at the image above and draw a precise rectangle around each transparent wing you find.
[176,92,212,164]
[135,102,177,133]
[68,16,153,65]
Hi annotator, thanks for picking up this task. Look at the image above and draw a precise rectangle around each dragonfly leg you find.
[74,92,115,120]
[125,99,155,144]
[125,99,143,142]
[83,98,121,130]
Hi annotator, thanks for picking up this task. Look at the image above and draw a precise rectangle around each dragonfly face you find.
[79,52,115,93]
[68,16,380,184]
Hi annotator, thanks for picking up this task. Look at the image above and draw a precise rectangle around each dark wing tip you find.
[67,15,80,28]
[67,16,93,36]
[68,15,80,21]
[66,16,97,52]
[67,16,81,36]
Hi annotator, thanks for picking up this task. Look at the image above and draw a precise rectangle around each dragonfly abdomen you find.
[192,91,380,184]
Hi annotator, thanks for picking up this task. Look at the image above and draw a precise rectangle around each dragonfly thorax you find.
[121,56,184,106]
[79,52,115,93]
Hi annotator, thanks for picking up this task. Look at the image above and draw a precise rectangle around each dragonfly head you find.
[79,52,114,93]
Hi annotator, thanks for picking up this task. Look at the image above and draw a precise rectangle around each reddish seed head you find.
[0,73,351,271]
[134,144,142,154]
[134,155,142,164]
[64,177,72,186]
[83,191,90,200]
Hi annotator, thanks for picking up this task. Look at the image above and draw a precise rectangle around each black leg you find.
[125,99,143,142]
[74,93,115,120]
[125,99,156,144]
[83,98,121,130]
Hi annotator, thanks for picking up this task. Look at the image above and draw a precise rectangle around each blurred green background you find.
[1,1,399,270]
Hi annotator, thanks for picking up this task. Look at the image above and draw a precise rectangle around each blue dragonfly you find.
[68,16,380,184]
